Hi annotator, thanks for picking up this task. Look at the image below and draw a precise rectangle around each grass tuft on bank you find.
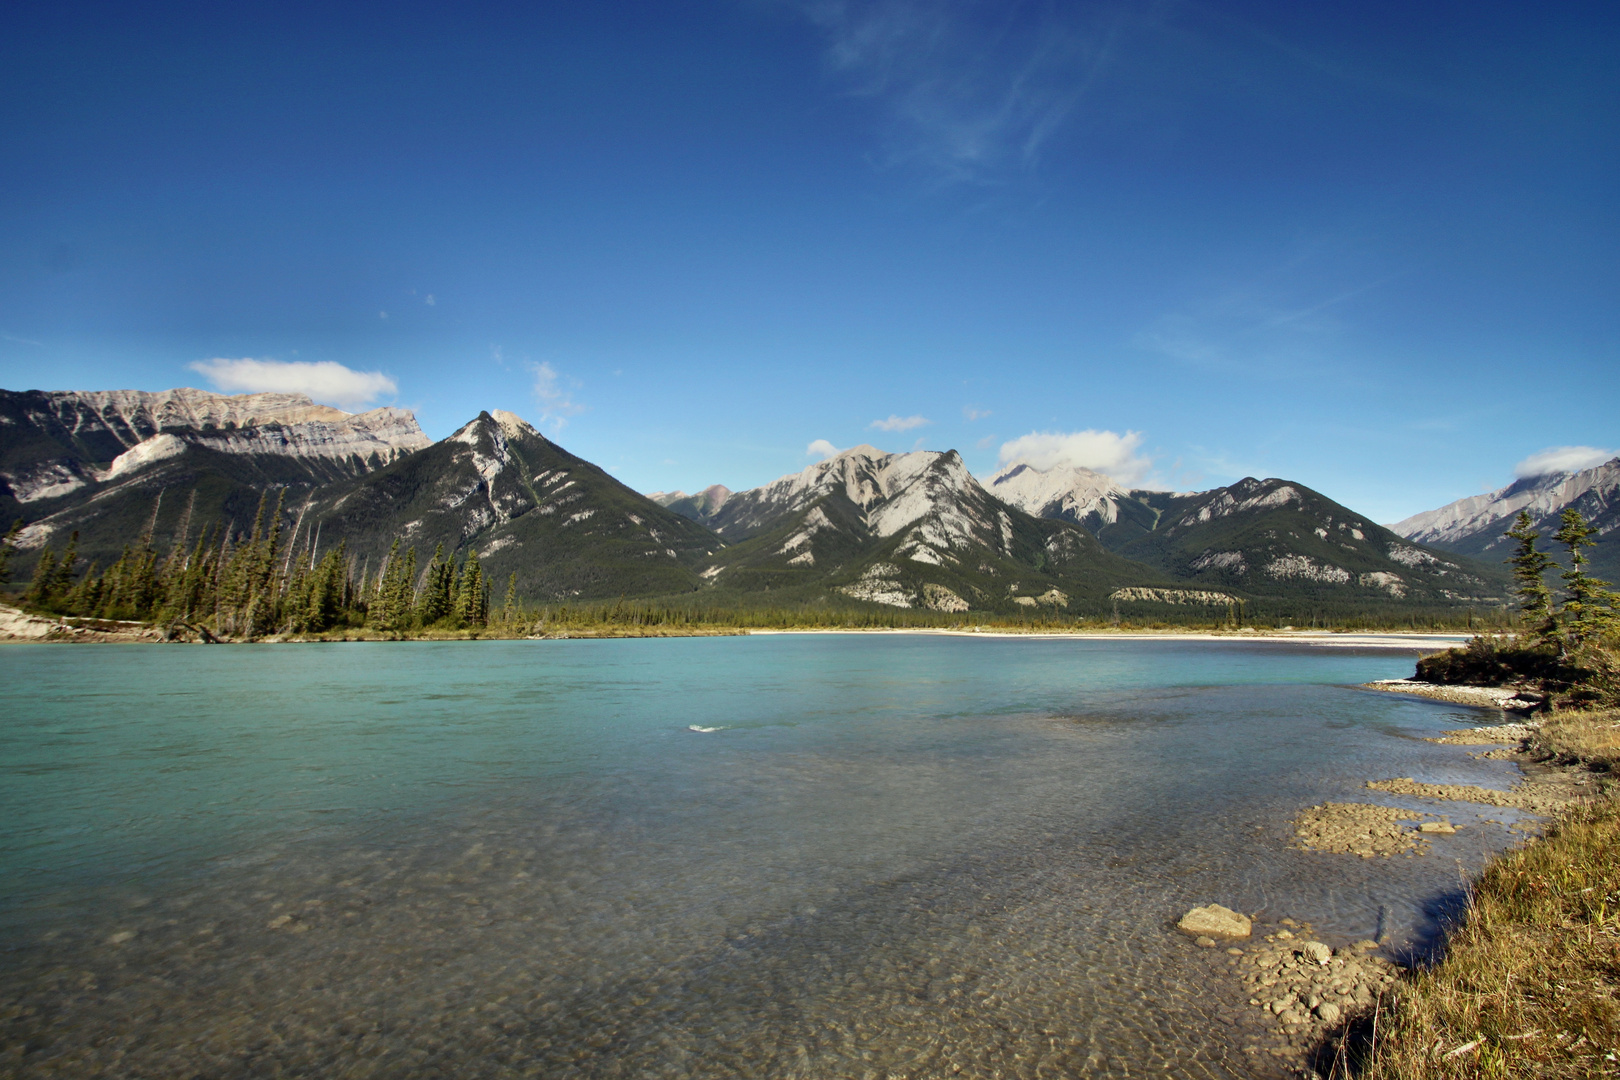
[1538,709,1620,773]
[1363,794,1620,1079]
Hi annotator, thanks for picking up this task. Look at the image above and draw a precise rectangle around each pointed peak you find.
[491,409,539,439]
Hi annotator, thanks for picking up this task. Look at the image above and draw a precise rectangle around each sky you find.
[1,0,1616,524]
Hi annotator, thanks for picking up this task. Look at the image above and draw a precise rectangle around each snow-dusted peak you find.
[985,461,1132,525]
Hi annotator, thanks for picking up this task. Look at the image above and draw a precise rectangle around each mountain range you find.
[1389,456,1619,583]
[3,386,1559,617]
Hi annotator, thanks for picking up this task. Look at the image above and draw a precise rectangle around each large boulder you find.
[1176,904,1252,939]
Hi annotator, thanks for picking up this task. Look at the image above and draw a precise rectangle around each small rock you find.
[1227,947,1245,956]
[107,930,135,945]
[1419,822,1457,835]
[1177,904,1253,939]
[1315,1002,1342,1024]
[1195,936,1217,948]
[1275,929,1295,940]
[1300,941,1332,965]
[1355,940,1379,951]
[266,914,294,929]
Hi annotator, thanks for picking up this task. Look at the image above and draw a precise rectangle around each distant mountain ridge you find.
[686,445,1165,613]
[649,484,732,522]
[982,461,1161,540]
[1390,457,1619,581]
[1,384,1517,614]
[1,388,427,513]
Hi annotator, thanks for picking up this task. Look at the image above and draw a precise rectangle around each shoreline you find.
[748,627,1467,649]
[0,619,1469,650]
[1238,688,1614,1075]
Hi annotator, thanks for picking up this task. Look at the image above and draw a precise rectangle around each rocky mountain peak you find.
[984,460,1134,526]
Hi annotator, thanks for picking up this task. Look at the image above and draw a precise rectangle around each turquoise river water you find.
[0,634,1532,1078]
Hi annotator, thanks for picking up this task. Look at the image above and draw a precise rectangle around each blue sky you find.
[1,0,1615,523]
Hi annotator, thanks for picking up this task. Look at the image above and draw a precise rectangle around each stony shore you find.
[1217,700,1604,1074]
[1360,678,1544,710]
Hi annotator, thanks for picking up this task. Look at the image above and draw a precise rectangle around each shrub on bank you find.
[1415,632,1620,710]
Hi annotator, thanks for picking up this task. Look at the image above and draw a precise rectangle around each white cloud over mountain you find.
[996,429,1155,486]
[807,438,841,460]
[530,362,586,428]
[1513,445,1616,479]
[189,358,396,410]
[869,414,930,432]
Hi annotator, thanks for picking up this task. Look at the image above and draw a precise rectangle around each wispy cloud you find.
[996,428,1157,486]
[807,438,842,459]
[1514,445,1616,479]
[188,357,397,410]
[2,332,43,347]
[963,405,991,421]
[530,362,586,428]
[870,413,931,432]
[787,0,1138,181]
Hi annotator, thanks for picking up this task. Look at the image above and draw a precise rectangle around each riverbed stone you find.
[1315,1002,1342,1024]
[1177,904,1252,939]
[1300,942,1331,965]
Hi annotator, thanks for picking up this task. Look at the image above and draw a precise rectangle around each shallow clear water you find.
[0,635,1526,1078]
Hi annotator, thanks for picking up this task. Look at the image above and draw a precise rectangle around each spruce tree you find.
[1504,511,1557,643]
[456,550,485,626]
[419,544,452,625]
[1552,508,1619,647]
[397,546,418,627]
[372,540,402,630]
[23,548,57,609]
[502,572,517,624]
[49,531,80,599]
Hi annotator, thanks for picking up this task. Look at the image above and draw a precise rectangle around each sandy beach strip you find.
[745,627,1468,649]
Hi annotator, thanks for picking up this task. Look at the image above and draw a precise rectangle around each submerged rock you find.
[1177,904,1252,939]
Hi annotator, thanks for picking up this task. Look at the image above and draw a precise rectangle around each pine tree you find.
[64,561,102,614]
[23,548,58,609]
[502,572,517,624]
[371,540,401,630]
[419,544,452,625]
[1504,511,1558,644]
[49,531,80,600]
[456,550,486,626]
[396,546,418,627]
[1552,508,1619,648]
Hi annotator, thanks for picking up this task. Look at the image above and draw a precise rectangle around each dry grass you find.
[1538,709,1620,773]
[1362,798,1620,1079]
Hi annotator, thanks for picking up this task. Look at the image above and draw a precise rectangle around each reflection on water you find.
[0,636,1522,1078]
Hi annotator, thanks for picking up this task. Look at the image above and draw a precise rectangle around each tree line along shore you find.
[0,490,1555,641]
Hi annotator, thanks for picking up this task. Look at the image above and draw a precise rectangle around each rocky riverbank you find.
[1360,678,1544,711]
[1217,705,1605,1075]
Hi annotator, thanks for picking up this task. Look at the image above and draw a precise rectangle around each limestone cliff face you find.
[0,388,429,505]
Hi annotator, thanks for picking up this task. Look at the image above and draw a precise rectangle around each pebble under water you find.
[0,634,1532,1078]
